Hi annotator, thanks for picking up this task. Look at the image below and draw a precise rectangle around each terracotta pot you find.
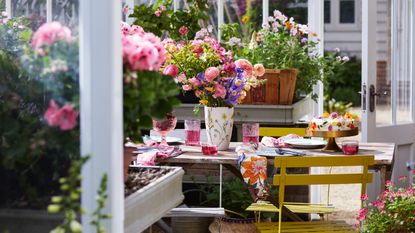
[123,146,136,182]
[278,68,298,105]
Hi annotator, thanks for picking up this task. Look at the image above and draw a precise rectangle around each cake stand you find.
[306,128,359,152]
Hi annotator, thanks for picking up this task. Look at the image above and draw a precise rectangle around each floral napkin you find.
[134,140,182,166]
[260,134,301,148]
[236,145,267,188]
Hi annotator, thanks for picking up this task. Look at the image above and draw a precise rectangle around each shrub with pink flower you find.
[357,176,415,232]
[44,100,79,131]
[163,29,264,107]
[31,21,74,50]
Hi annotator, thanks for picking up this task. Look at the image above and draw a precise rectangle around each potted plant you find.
[162,29,265,150]
[357,176,415,233]
[221,10,348,105]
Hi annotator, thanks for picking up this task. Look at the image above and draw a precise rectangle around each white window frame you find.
[325,0,361,32]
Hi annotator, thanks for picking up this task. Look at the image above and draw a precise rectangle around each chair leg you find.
[278,208,282,233]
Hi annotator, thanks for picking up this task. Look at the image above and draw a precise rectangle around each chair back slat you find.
[274,173,374,186]
[274,155,375,168]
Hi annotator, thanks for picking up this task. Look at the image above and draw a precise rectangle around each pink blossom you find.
[356,207,368,222]
[182,85,191,91]
[189,77,201,87]
[176,73,186,82]
[44,100,79,131]
[195,90,202,97]
[44,100,61,126]
[122,5,130,15]
[31,22,74,49]
[160,5,167,11]
[126,40,159,71]
[130,25,145,36]
[179,26,189,36]
[235,59,253,77]
[163,64,179,77]
[253,64,265,77]
[205,67,220,82]
[213,83,226,99]
[360,194,368,201]
[155,9,161,17]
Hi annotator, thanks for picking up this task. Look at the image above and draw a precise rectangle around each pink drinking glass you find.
[152,113,177,146]
[342,140,359,155]
[185,119,201,146]
[242,123,260,147]
[201,142,218,156]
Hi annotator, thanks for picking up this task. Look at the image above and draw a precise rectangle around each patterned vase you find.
[204,106,234,150]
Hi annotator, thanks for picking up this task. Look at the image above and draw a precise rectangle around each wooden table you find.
[160,142,395,220]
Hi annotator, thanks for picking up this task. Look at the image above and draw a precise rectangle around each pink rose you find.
[179,26,189,36]
[58,104,79,130]
[213,83,226,99]
[205,67,220,82]
[163,64,179,77]
[235,59,253,77]
[127,41,159,71]
[253,64,265,77]
[182,85,191,91]
[44,100,61,126]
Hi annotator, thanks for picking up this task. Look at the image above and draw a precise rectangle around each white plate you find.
[149,136,182,143]
[283,138,327,149]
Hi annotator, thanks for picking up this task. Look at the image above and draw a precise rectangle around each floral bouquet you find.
[357,176,415,232]
[163,28,265,108]
[121,22,180,142]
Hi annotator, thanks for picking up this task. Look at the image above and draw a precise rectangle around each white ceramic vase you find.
[204,106,234,150]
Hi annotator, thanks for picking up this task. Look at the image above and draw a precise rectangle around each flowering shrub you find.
[130,0,209,41]
[221,10,348,101]
[357,176,415,233]
[163,30,264,107]
[121,22,180,141]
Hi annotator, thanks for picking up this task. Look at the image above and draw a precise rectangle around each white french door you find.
[362,0,415,196]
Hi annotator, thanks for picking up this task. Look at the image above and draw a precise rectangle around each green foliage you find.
[324,56,361,106]
[90,174,111,233]
[324,96,352,115]
[130,0,209,41]
[359,177,415,233]
[123,71,180,142]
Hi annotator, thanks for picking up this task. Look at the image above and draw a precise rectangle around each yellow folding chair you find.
[259,127,307,138]
[246,155,374,233]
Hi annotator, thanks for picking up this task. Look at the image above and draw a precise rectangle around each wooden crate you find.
[243,68,298,105]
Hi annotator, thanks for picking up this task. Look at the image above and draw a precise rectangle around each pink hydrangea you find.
[121,22,165,71]
[32,22,74,49]
[44,100,79,131]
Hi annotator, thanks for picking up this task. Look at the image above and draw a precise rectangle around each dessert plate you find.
[283,138,327,149]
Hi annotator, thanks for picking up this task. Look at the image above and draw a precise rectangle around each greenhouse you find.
[0,0,414,232]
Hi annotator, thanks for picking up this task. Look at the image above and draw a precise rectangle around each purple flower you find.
[301,37,308,43]
[236,67,244,73]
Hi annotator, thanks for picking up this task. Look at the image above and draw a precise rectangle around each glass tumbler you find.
[242,123,260,147]
[185,119,201,146]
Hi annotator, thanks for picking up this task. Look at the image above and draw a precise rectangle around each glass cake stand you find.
[306,128,359,152]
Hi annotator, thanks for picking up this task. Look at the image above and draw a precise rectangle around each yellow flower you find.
[199,99,208,105]
[322,112,330,118]
[242,15,249,24]
[205,87,214,92]
[311,32,318,37]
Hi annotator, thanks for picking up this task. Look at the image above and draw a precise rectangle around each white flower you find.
[268,16,275,22]
[334,47,341,53]
[1,11,7,17]
[298,24,309,34]
[227,37,241,46]
[207,25,213,33]
[290,27,298,36]
[262,23,270,30]
[342,56,350,62]
[272,22,280,32]
[336,56,342,62]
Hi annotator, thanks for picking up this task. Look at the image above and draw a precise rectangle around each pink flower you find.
[155,9,161,17]
[195,90,202,97]
[205,67,220,82]
[235,59,253,77]
[253,64,265,77]
[356,207,368,222]
[189,77,201,87]
[179,26,189,36]
[58,104,79,130]
[163,64,179,77]
[213,83,226,99]
[44,100,61,126]
[130,25,145,36]
[126,41,159,71]
[44,100,79,131]
[160,5,167,11]
[360,194,368,201]
[182,85,191,91]
[176,73,186,82]
[398,175,408,181]
[31,22,74,49]
[122,5,130,15]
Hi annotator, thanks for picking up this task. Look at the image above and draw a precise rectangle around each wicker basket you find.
[243,68,298,105]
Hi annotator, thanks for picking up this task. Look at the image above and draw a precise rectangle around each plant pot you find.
[242,68,298,105]
[123,146,136,182]
[204,106,234,151]
[0,209,64,233]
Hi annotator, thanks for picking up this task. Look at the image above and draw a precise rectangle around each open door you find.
[362,0,415,196]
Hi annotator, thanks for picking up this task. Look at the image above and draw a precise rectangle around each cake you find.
[308,112,359,132]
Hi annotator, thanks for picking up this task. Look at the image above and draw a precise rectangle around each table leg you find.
[222,164,303,222]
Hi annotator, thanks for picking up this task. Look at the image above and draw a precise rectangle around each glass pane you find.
[340,0,355,23]
[324,0,331,24]
[394,0,412,123]
[269,0,308,25]
[376,0,392,125]
[1,0,80,215]
[52,0,79,28]
[207,0,218,38]
[223,0,261,41]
